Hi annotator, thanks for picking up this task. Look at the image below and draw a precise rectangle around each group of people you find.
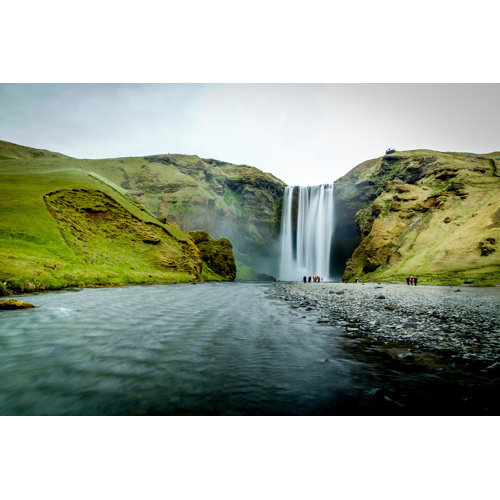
[406,275,418,286]
[303,275,322,283]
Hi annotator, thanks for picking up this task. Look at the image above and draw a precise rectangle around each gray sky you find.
[1,83,499,186]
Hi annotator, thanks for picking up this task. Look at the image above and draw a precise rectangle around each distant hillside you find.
[0,141,236,294]
[82,153,286,279]
[334,150,500,284]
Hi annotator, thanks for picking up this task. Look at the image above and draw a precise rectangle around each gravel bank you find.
[274,282,500,364]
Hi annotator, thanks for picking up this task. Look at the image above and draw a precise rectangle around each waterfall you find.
[278,184,335,281]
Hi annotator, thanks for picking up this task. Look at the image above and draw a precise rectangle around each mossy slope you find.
[0,141,234,294]
[335,150,500,284]
[83,154,286,279]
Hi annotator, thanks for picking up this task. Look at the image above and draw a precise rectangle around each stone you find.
[398,352,414,360]
[142,236,161,244]
[478,240,495,256]
[0,299,35,310]
[484,362,500,371]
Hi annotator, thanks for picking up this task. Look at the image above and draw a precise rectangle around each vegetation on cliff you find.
[334,150,500,284]
[83,153,286,279]
[0,141,235,294]
[189,230,236,281]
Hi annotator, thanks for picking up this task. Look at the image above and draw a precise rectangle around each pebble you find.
[317,317,330,323]
[275,282,500,363]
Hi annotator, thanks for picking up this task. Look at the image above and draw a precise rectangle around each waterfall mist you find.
[279,184,335,281]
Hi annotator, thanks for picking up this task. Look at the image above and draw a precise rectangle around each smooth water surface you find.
[0,282,498,415]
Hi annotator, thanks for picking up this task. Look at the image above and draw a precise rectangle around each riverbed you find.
[0,282,499,415]
[275,282,500,362]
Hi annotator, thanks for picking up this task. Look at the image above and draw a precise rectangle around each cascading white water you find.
[278,184,335,281]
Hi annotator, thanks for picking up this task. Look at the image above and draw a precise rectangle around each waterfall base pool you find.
[0,282,498,415]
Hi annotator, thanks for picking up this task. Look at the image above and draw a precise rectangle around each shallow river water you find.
[0,282,498,415]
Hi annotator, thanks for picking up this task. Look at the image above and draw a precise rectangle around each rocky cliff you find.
[334,150,500,284]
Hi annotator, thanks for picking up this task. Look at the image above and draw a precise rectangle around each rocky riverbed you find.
[274,282,500,365]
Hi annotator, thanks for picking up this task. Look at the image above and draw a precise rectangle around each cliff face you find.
[334,150,500,284]
[0,141,236,294]
[84,154,286,279]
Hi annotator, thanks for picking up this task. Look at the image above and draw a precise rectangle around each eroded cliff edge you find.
[334,150,500,284]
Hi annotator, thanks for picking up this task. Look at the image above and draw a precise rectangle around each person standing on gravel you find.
[410,276,414,285]
[406,276,410,285]
[414,276,418,286]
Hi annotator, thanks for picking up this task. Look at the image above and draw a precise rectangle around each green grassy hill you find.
[0,141,235,294]
[335,150,500,284]
[81,153,286,279]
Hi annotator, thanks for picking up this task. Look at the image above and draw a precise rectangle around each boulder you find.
[478,239,496,256]
[0,299,35,310]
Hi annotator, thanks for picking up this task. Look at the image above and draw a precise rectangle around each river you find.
[0,282,498,415]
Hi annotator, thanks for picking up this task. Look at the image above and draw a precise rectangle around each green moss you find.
[200,262,224,281]
[382,199,391,218]
[430,182,448,195]
[189,230,236,281]
[357,207,368,227]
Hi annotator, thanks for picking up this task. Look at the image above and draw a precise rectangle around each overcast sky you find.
[1,83,499,186]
